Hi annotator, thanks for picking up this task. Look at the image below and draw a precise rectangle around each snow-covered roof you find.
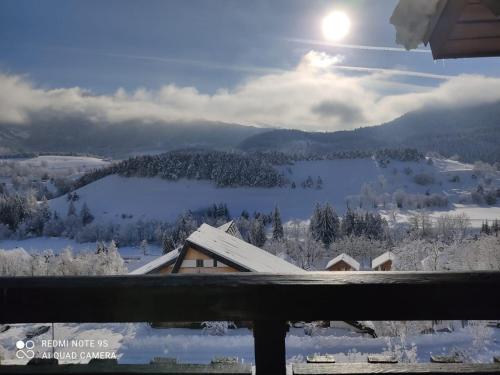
[185,223,305,273]
[129,221,243,275]
[371,251,396,270]
[326,253,360,271]
[390,0,445,50]
[129,249,179,275]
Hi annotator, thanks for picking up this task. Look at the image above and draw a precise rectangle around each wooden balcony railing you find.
[1,272,500,374]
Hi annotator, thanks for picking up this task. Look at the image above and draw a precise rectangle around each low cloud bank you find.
[2,51,500,131]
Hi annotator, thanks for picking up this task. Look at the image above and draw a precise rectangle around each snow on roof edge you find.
[390,0,445,50]
[326,253,360,271]
[129,249,179,275]
[371,251,396,269]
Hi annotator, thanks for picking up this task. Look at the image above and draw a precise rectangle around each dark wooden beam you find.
[0,363,252,374]
[253,320,287,375]
[1,272,500,323]
[292,363,500,374]
[1,363,499,374]
[482,0,500,16]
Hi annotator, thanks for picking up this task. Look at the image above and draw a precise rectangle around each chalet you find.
[372,251,396,271]
[172,223,304,274]
[325,253,360,272]
[130,221,241,275]
[131,221,304,275]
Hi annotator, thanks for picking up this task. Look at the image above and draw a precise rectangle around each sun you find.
[322,11,351,41]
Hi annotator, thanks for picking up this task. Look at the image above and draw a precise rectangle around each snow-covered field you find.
[49,158,500,227]
[0,237,162,272]
[1,323,498,365]
[15,155,111,176]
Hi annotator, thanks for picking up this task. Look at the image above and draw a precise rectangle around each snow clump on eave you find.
[390,0,443,50]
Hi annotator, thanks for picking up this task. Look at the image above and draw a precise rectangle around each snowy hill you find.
[49,157,500,228]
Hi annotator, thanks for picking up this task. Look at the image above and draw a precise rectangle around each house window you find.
[196,259,203,268]
[213,259,218,267]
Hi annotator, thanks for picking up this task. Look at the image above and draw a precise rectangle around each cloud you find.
[2,51,500,131]
[311,100,365,123]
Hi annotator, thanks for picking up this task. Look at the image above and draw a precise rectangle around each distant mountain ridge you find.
[1,101,499,162]
[0,119,267,158]
[239,102,500,163]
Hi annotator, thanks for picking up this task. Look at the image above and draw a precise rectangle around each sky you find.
[1,0,500,131]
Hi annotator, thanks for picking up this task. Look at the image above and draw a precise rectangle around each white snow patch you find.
[390,0,443,50]
[326,253,360,271]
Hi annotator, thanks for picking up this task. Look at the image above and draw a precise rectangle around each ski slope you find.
[49,158,500,227]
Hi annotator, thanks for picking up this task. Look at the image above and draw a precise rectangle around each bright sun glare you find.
[322,11,351,41]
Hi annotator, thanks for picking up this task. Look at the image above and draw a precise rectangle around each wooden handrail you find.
[1,272,500,323]
[1,272,500,375]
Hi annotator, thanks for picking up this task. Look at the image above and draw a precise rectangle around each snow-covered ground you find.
[389,204,500,228]
[1,323,498,365]
[15,155,111,176]
[0,237,162,272]
[49,158,500,228]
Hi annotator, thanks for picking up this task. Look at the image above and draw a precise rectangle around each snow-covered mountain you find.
[239,101,500,163]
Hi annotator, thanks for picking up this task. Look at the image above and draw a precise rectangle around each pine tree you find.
[249,218,266,247]
[140,239,148,255]
[39,197,51,221]
[272,205,284,240]
[79,202,94,225]
[481,221,491,235]
[316,176,323,189]
[492,220,499,237]
[342,209,356,237]
[309,203,322,242]
[161,232,176,254]
[67,200,77,217]
[318,203,339,247]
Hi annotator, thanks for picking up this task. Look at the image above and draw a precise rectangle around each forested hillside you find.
[240,101,500,163]
[72,149,424,191]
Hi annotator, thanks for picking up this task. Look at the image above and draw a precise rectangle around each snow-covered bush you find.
[473,161,496,178]
[303,322,322,337]
[0,244,127,276]
[454,321,495,363]
[285,233,325,270]
[395,235,500,272]
[201,321,236,336]
[413,173,435,186]
[382,321,418,363]
[435,213,471,243]
[408,211,433,238]
[0,248,33,276]
[330,236,388,261]
[393,239,431,271]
